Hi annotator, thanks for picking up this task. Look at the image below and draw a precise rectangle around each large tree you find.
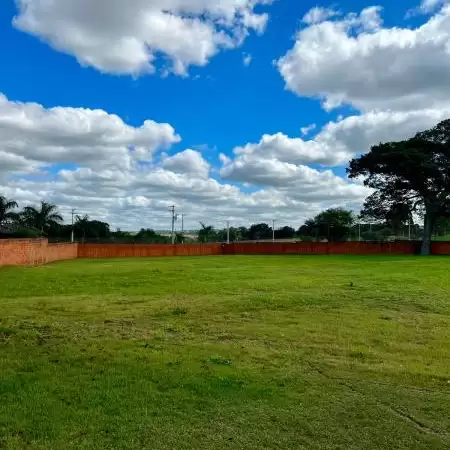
[22,201,63,236]
[0,195,18,227]
[299,208,354,242]
[348,120,450,255]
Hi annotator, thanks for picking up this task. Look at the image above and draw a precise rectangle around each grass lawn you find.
[0,255,449,449]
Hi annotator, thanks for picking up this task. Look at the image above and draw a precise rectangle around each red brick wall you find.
[77,243,223,258]
[224,242,417,255]
[46,243,79,263]
[0,239,78,266]
[2,240,450,266]
[79,242,419,259]
[431,242,450,255]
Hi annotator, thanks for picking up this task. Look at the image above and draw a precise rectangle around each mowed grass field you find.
[0,255,449,450]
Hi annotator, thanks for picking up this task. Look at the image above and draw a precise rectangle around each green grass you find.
[0,255,449,449]
[433,235,450,241]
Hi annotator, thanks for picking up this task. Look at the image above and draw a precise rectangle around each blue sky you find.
[0,0,449,229]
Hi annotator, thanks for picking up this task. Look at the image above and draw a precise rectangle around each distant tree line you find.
[1,198,425,244]
[196,207,426,243]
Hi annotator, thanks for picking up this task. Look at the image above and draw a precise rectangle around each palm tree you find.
[0,195,19,228]
[22,201,63,236]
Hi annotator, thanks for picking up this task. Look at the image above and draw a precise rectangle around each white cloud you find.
[277,5,450,112]
[161,149,210,179]
[300,123,316,136]
[302,7,339,24]
[2,165,367,230]
[0,93,180,175]
[221,157,369,199]
[13,0,271,76]
[420,0,448,13]
[220,108,450,176]
[228,132,344,167]
[243,53,253,66]
[0,151,37,177]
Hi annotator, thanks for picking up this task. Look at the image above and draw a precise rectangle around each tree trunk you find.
[421,212,435,255]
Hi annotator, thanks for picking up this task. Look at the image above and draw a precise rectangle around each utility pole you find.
[226,221,230,244]
[181,214,186,234]
[70,209,77,243]
[181,214,186,244]
[272,220,276,242]
[358,222,361,242]
[168,206,177,244]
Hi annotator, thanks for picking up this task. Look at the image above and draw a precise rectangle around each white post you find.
[226,221,230,244]
[169,206,176,244]
[71,209,75,243]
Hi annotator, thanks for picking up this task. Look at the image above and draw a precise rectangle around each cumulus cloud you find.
[221,108,450,178]
[0,151,37,177]
[277,5,450,112]
[300,123,316,136]
[221,157,369,199]
[0,93,180,175]
[13,0,271,76]
[2,167,367,230]
[420,0,449,13]
[302,7,339,24]
[243,53,253,66]
[161,149,210,179]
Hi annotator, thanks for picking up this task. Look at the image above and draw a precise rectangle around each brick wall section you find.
[0,239,78,266]
[224,242,417,255]
[80,241,420,258]
[431,242,450,255]
[46,243,79,263]
[77,243,223,258]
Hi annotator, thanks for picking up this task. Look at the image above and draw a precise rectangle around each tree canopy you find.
[0,195,18,228]
[275,226,296,239]
[21,201,63,236]
[348,119,450,255]
[298,208,354,242]
[247,223,272,241]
